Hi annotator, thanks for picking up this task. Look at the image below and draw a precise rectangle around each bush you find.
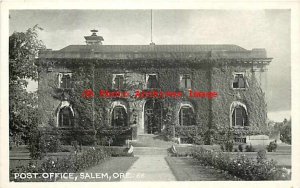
[220,141,234,152]
[28,127,42,159]
[105,147,134,157]
[192,147,290,180]
[245,144,255,152]
[257,149,267,163]
[10,147,111,182]
[39,133,61,153]
[279,119,291,144]
[267,141,277,152]
[225,141,233,152]
[238,144,243,152]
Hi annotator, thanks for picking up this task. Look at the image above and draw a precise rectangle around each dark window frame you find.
[59,73,72,89]
[232,105,248,127]
[58,106,74,127]
[232,73,247,89]
[180,74,192,89]
[179,106,196,126]
[146,74,159,89]
[113,74,125,90]
[111,106,128,127]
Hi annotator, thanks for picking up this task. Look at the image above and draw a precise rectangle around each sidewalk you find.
[121,156,176,181]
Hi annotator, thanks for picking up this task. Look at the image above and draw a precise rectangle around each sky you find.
[9,10,291,121]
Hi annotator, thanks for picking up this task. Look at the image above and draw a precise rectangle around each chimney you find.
[84,29,104,45]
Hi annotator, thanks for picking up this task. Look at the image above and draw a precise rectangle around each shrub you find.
[28,127,42,159]
[225,141,233,152]
[39,133,61,153]
[219,141,234,152]
[257,149,267,163]
[245,144,255,152]
[220,144,225,152]
[267,141,277,152]
[238,144,243,152]
[192,147,290,180]
[10,147,111,182]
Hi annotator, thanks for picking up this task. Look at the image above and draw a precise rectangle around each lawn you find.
[165,157,238,181]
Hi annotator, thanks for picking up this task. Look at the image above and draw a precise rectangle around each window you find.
[111,106,128,127]
[58,106,74,127]
[59,73,72,89]
[232,106,248,127]
[232,73,246,89]
[146,74,159,89]
[180,74,191,89]
[234,137,246,143]
[113,74,125,90]
[179,106,196,126]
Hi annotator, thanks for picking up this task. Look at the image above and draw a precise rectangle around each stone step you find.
[131,134,176,148]
[133,147,168,156]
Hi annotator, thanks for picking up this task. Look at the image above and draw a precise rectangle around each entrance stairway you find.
[133,147,169,156]
[130,134,178,155]
[131,134,174,156]
[131,134,177,148]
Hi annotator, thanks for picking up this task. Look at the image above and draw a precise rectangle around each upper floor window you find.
[232,73,247,89]
[113,74,125,90]
[59,73,72,89]
[180,74,191,89]
[146,74,159,89]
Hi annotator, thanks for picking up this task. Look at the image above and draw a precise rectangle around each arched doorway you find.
[144,99,162,134]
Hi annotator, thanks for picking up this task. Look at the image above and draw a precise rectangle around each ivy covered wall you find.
[211,64,268,135]
[37,58,268,144]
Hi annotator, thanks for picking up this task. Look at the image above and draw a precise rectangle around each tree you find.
[279,118,291,144]
[9,25,46,145]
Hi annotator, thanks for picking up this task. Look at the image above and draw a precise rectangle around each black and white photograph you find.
[1,4,299,186]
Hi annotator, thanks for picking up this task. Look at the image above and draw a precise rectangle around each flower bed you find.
[192,147,290,180]
[10,147,111,182]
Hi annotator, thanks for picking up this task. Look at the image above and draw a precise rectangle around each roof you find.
[38,44,271,61]
[59,44,247,53]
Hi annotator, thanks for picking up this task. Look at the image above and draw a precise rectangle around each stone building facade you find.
[36,31,272,145]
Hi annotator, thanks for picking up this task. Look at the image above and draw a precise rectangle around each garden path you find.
[121,156,176,181]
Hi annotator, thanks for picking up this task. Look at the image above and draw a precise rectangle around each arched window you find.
[58,106,74,127]
[179,106,196,126]
[111,106,128,127]
[232,105,248,127]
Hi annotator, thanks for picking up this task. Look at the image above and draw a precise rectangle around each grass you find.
[165,157,238,181]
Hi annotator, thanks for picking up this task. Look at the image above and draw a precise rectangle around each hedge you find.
[10,147,111,182]
[192,147,290,180]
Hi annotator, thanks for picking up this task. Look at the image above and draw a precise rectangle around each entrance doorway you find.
[144,99,162,134]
